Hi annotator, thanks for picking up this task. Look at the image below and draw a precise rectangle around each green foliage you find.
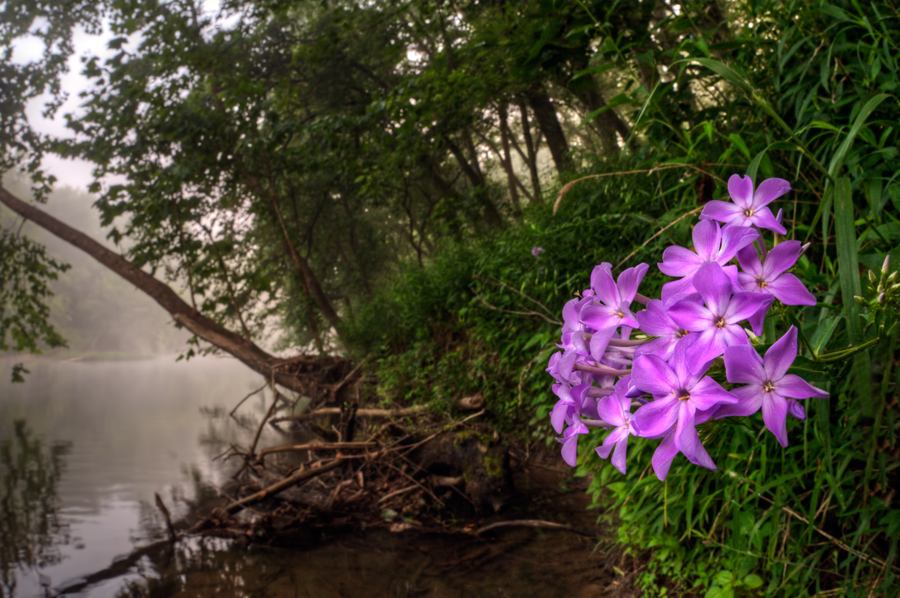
[0,226,70,380]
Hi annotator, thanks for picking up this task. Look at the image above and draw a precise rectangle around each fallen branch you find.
[222,459,343,515]
[475,519,585,536]
[270,404,428,424]
[256,441,377,464]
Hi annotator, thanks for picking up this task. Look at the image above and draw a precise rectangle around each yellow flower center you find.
[763,380,776,393]
[715,317,727,328]
[743,208,754,217]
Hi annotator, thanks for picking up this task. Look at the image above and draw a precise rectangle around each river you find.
[0,356,608,598]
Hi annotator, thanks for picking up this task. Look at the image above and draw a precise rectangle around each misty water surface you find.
[0,355,274,598]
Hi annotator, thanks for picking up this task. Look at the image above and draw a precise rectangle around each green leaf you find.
[742,574,764,589]
[826,94,891,178]
[714,571,735,586]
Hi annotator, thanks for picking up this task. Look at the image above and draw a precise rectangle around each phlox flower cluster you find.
[547,174,828,480]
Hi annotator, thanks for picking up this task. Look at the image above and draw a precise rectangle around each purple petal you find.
[632,396,679,437]
[590,263,613,300]
[684,329,728,364]
[595,427,625,459]
[725,293,773,334]
[560,434,580,466]
[693,262,733,315]
[719,226,759,264]
[675,415,713,468]
[558,349,577,382]
[611,432,629,474]
[753,207,788,235]
[700,200,743,224]
[562,298,580,329]
[659,245,703,277]
[590,328,615,361]
[747,301,771,336]
[761,393,790,447]
[689,376,738,410]
[580,305,618,331]
[635,300,677,336]
[737,244,763,277]
[661,276,699,303]
[777,374,828,399]
[673,403,698,459]
[714,384,764,418]
[651,431,679,481]
[728,174,754,208]
[752,177,791,208]
[596,395,626,427]
[762,241,802,279]
[632,354,680,396]
[787,399,806,420]
[591,265,621,307]
[550,401,570,434]
[766,274,817,306]
[617,263,649,304]
[763,326,798,381]
[668,299,712,333]
[692,220,723,262]
[724,344,765,384]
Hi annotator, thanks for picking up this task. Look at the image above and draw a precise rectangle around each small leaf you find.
[743,574,764,589]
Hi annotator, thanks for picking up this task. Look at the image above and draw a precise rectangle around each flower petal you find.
[560,434,580,466]
[659,245,703,277]
[766,274,817,306]
[611,432,629,474]
[714,384,764,418]
[651,430,678,481]
[590,265,620,307]
[787,399,806,420]
[635,300,676,336]
[753,207,788,235]
[692,220,722,262]
[752,177,792,208]
[595,427,625,459]
[617,263,649,304]
[700,199,743,224]
[728,174,754,208]
[689,376,738,410]
[668,299,712,332]
[633,396,679,437]
[633,354,680,396]
[719,226,759,263]
[761,393,790,447]
[777,374,828,399]
[724,344,765,384]
[596,395,626,426]
[764,326,798,381]
[693,262,733,315]
[737,244,763,277]
[762,241,802,278]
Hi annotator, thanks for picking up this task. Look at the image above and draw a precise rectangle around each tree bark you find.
[0,186,310,393]
[525,84,573,174]
[498,103,522,216]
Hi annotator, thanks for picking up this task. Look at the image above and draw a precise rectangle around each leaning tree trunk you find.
[525,84,573,174]
[0,186,309,393]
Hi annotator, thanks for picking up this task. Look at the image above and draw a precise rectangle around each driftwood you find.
[269,394,485,426]
[222,459,343,515]
[255,441,377,464]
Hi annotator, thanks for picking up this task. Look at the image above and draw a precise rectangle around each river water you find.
[0,356,607,598]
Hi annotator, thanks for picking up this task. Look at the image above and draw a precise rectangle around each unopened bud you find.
[890,282,900,292]
[868,270,877,283]
[882,254,891,275]
[888,271,898,284]
[877,292,885,304]
[854,295,867,305]
[877,283,884,294]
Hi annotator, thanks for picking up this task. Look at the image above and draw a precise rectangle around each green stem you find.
[815,337,880,362]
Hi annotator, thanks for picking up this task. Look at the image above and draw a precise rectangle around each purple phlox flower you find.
[595,377,638,474]
[550,383,591,434]
[631,343,737,480]
[700,174,790,234]
[738,239,816,332]
[580,263,649,341]
[668,262,773,363]
[718,326,827,447]
[658,220,758,301]
[634,296,700,361]
[532,246,546,258]
[559,296,592,348]
[738,240,816,306]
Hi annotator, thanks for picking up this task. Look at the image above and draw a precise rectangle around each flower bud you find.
[868,270,877,283]
[854,295,867,305]
[888,271,898,284]
[877,292,885,304]
[882,254,891,275]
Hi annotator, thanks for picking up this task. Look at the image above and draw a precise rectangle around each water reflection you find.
[0,419,71,598]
